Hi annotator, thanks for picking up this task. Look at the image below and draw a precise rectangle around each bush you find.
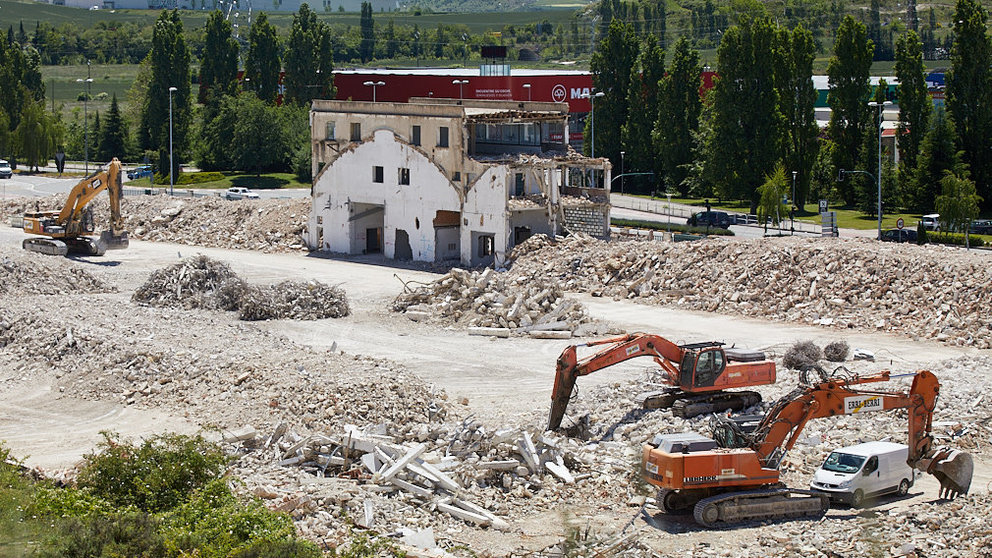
[33,486,123,518]
[917,220,928,245]
[782,340,822,370]
[292,144,312,183]
[76,432,229,513]
[823,340,850,362]
[35,513,168,558]
[930,233,985,247]
[162,479,319,558]
[176,171,225,185]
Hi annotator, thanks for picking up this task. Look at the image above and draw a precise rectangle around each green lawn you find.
[42,64,141,120]
[128,171,310,190]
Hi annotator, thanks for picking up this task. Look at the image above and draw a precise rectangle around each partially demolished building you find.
[305,98,611,267]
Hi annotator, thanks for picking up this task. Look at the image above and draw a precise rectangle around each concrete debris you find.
[0,250,113,296]
[133,255,349,320]
[4,195,310,253]
[391,263,606,335]
[503,234,992,349]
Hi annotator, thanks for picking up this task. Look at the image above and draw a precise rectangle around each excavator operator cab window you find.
[680,352,696,386]
[693,349,725,387]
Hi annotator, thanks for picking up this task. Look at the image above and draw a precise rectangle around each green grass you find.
[42,64,141,120]
[129,171,310,190]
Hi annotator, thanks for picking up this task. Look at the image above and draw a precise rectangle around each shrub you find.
[35,513,168,558]
[162,479,318,558]
[930,233,985,247]
[782,340,822,370]
[32,486,123,518]
[76,432,229,513]
[917,220,928,245]
[176,171,225,185]
[823,340,849,362]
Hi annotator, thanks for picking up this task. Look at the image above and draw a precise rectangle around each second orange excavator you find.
[548,333,776,431]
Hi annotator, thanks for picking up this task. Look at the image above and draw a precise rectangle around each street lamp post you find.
[452,79,469,100]
[168,86,177,196]
[620,151,625,194]
[579,91,605,158]
[791,170,797,235]
[522,83,531,101]
[666,191,672,234]
[363,80,385,102]
[868,100,892,241]
[76,61,93,174]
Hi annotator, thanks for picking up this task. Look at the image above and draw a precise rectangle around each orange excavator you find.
[642,369,974,527]
[22,158,129,256]
[548,333,776,431]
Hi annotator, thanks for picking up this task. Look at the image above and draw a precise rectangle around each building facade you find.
[306,98,610,267]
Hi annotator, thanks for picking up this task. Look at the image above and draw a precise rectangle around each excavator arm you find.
[749,370,972,498]
[548,333,684,431]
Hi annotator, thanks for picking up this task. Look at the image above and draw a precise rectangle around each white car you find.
[922,213,940,231]
[0,159,12,179]
[225,187,260,200]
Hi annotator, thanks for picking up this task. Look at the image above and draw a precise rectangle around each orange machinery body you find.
[643,444,779,492]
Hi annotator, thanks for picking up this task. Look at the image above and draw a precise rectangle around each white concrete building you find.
[306,98,610,267]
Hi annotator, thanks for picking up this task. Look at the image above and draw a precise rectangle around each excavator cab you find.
[679,344,727,389]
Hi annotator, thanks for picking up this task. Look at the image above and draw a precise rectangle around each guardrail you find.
[122,187,219,199]
[610,194,822,234]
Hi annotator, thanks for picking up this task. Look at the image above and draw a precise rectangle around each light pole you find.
[868,100,892,241]
[666,191,672,234]
[363,80,385,102]
[452,79,469,100]
[522,83,531,101]
[579,90,604,158]
[75,60,93,174]
[620,150,625,194]
[791,170,797,235]
[168,86,177,196]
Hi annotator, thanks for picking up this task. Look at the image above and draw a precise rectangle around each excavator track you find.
[64,237,106,256]
[22,238,67,256]
[692,488,829,528]
[643,390,762,419]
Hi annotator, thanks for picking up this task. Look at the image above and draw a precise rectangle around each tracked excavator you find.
[22,158,129,256]
[548,333,776,430]
[641,369,974,528]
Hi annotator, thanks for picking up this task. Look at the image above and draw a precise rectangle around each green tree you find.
[383,19,397,59]
[912,107,958,213]
[654,36,700,195]
[245,12,281,104]
[199,10,239,104]
[827,16,873,206]
[620,34,663,194]
[359,1,375,63]
[895,30,932,191]
[97,94,129,162]
[781,23,819,209]
[139,10,191,181]
[588,19,638,164]
[936,167,982,239]
[233,95,291,175]
[946,0,992,211]
[757,164,789,230]
[283,4,334,105]
[15,100,60,171]
[705,14,783,208]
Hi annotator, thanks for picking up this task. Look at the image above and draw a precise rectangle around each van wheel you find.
[898,479,910,496]
[851,489,864,508]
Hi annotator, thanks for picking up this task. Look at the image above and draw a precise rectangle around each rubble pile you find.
[508,235,992,348]
[133,255,349,321]
[17,194,310,253]
[0,248,112,295]
[392,266,592,336]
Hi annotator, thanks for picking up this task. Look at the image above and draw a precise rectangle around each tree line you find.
[592,0,990,226]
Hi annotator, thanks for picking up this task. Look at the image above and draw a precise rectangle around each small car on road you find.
[126,165,152,180]
[225,186,260,200]
[0,159,12,179]
[880,228,917,243]
[687,210,733,229]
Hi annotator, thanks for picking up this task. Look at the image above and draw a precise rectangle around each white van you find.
[809,441,916,507]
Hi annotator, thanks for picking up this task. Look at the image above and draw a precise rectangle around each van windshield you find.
[822,452,866,473]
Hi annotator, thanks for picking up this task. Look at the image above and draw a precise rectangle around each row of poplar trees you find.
[590,0,991,219]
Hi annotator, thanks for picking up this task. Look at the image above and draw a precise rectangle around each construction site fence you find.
[122,187,219,199]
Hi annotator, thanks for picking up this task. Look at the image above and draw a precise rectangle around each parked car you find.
[880,228,918,243]
[687,210,733,229]
[126,165,153,180]
[225,187,260,200]
[921,213,940,231]
[0,159,11,179]
[969,219,992,235]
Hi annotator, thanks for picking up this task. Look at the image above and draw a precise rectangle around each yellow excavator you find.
[22,158,129,256]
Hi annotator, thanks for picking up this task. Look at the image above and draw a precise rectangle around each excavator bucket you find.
[928,448,973,499]
[98,230,129,251]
